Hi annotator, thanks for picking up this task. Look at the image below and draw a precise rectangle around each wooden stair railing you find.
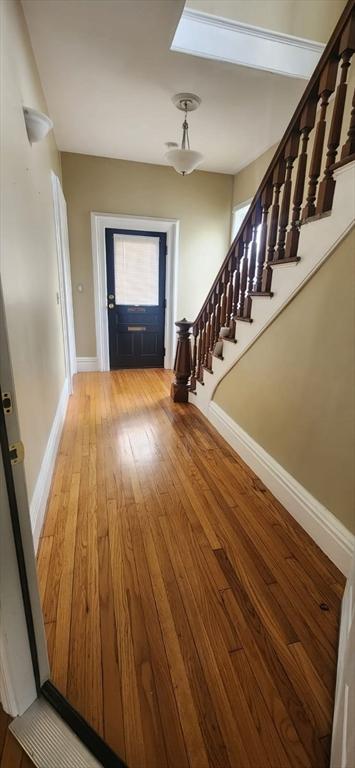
[171,0,355,403]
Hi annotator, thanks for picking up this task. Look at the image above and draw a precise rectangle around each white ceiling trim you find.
[171,9,325,80]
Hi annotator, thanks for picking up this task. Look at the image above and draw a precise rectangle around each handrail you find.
[194,0,355,328]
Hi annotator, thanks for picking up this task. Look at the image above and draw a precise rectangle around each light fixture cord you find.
[181,102,190,151]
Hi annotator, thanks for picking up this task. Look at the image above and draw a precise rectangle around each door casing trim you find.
[51,172,77,392]
[91,212,180,371]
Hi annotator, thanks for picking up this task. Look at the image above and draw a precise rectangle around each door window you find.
[114,234,159,306]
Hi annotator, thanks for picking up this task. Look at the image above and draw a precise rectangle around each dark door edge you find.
[0,386,41,694]
[41,682,127,768]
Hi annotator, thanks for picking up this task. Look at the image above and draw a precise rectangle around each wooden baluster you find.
[340,10,355,165]
[200,310,207,374]
[190,325,198,391]
[302,58,338,220]
[203,306,211,369]
[317,21,355,213]
[212,285,220,346]
[171,318,193,402]
[219,268,229,330]
[196,318,204,383]
[285,99,317,259]
[232,242,243,317]
[226,253,236,332]
[237,223,252,318]
[243,206,261,318]
[275,133,300,260]
[207,295,216,367]
[252,185,273,293]
[215,280,223,340]
[261,160,286,292]
[341,86,355,160]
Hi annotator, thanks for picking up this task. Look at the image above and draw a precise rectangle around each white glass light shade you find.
[165,148,203,175]
[23,106,53,144]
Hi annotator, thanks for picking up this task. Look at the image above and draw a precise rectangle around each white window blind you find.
[114,234,159,305]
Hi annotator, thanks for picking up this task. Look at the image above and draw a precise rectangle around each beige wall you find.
[233,143,277,207]
[214,229,355,533]
[61,152,233,357]
[0,0,65,502]
[187,0,347,43]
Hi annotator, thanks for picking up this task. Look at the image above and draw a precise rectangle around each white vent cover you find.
[9,698,102,767]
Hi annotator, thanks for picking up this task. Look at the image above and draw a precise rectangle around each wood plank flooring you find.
[37,369,345,768]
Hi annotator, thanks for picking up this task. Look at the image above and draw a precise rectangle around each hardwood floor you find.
[0,708,34,768]
[37,369,345,768]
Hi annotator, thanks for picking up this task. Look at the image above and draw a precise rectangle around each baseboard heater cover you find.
[9,697,102,767]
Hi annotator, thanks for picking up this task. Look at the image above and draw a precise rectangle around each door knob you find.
[108,303,114,309]
[108,294,114,300]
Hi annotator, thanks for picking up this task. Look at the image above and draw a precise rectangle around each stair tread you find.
[270,257,301,266]
[249,291,274,297]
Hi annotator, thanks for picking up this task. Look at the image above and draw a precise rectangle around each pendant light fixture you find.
[165,93,203,175]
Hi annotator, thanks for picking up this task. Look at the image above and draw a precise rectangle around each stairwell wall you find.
[233,143,278,207]
[213,227,355,534]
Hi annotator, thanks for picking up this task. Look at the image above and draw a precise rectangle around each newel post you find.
[170,318,193,403]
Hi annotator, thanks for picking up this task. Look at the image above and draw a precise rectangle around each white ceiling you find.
[22,0,306,175]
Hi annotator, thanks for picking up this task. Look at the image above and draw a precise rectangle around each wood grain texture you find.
[37,369,345,768]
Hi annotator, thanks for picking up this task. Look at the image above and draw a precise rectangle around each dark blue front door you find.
[105,228,166,369]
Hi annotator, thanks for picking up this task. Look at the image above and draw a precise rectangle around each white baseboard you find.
[76,356,98,372]
[30,379,69,551]
[209,401,354,576]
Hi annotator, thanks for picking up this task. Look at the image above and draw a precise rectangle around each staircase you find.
[190,159,354,415]
[171,0,355,416]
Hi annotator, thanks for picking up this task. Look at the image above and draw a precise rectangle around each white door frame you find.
[51,172,77,392]
[331,545,355,768]
[91,212,180,371]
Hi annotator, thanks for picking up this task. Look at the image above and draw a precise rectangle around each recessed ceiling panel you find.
[171,9,325,80]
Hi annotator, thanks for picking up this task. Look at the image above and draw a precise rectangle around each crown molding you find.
[171,9,325,80]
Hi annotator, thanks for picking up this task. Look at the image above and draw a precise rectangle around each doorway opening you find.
[91,213,179,372]
[105,228,166,369]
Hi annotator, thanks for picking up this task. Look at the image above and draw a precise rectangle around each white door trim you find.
[331,548,355,768]
[51,172,77,392]
[91,212,180,371]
